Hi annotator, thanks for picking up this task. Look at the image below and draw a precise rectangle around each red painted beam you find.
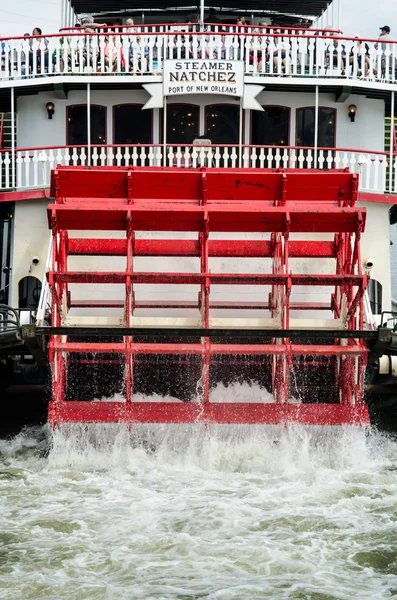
[67,238,336,259]
[48,401,370,426]
[359,192,396,205]
[51,271,366,286]
[69,299,332,310]
[48,204,366,234]
[51,167,357,204]
[0,188,390,206]
[50,341,366,356]
[0,189,48,203]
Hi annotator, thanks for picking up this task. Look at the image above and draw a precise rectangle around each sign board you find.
[163,59,244,98]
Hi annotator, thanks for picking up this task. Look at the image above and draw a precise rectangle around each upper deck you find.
[1,26,397,90]
[0,1,396,200]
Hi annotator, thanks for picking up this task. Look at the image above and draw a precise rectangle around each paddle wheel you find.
[47,166,369,426]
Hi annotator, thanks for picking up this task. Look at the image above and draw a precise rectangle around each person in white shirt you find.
[376,25,393,79]
[378,25,392,45]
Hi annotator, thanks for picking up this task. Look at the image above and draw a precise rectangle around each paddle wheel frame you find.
[47,166,369,426]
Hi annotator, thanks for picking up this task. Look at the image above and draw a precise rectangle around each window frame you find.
[204,103,241,146]
[66,104,107,146]
[295,106,337,149]
[160,102,201,145]
[18,276,42,310]
[112,103,154,145]
[250,105,291,147]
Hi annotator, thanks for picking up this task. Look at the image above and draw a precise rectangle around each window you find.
[67,105,106,146]
[113,105,153,144]
[296,107,336,148]
[205,104,239,144]
[165,104,199,144]
[251,106,290,146]
[18,276,42,310]
[368,279,382,315]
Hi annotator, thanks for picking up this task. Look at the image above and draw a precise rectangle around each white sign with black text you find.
[163,59,245,97]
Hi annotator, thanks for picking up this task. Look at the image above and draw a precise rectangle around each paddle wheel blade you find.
[47,166,369,427]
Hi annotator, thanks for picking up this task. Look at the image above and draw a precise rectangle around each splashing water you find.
[1,392,397,599]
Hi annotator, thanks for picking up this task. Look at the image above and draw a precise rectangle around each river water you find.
[1,415,397,599]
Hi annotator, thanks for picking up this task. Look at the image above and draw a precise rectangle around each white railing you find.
[0,144,395,194]
[1,31,397,83]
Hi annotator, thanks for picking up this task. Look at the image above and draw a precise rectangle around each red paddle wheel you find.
[47,166,369,426]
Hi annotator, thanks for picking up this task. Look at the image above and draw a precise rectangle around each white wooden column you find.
[389,90,395,193]
[11,87,15,189]
[87,83,91,165]
[314,85,319,169]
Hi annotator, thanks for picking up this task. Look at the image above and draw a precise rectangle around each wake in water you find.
[0,420,395,474]
[1,390,397,600]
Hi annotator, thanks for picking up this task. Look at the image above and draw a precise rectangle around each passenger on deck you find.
[205,8,222,25]
[105,35,126,72]
[125,18,136,32]
[129,35,149,73]
[378,25,392,45]
[325,32,346,74]
[375,26,393,78]
[80,15,102,32]
[204,28,226,59]
[29,27,49,74]
[272,32,291,74]
[349,37,370,77]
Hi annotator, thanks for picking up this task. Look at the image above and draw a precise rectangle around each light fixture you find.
[348,104,357,122]
[46,102,55,120]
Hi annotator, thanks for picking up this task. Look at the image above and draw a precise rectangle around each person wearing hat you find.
[379,25,391,41]
[378,26,392,50]
[376,26,393,79]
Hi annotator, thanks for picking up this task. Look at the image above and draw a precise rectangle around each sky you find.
[0,0,392,39]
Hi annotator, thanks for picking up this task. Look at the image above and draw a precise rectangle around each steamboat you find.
[1,0,397,433]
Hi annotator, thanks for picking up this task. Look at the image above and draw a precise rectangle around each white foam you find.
[1,399,397,600]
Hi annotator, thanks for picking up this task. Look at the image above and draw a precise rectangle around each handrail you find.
[0,144,394,195]
[0,31,394,44]
[0,304,20,329]
[0,143,394,158]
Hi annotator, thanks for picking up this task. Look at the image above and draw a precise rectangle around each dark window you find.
[251,106,290,146]
[18,276,42,310]
[113,105,153,144]
[368,279,382,315]
[0,210,12,305]
[296,107,336,148]
[165,104,199,144]
[205,105,239,144]
[67,105,106,146]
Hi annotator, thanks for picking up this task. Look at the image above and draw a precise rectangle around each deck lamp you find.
[348,104,357,122]
[46,102,55,119]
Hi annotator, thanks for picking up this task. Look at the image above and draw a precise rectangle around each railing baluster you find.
[32,151,38,187]
[140,146,147,166]
[148,145,155,166]
[23,151,30,188]
[116,146,123,166]
[16,151,23,188]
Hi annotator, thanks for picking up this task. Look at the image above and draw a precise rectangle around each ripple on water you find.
[0,421,397,599]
